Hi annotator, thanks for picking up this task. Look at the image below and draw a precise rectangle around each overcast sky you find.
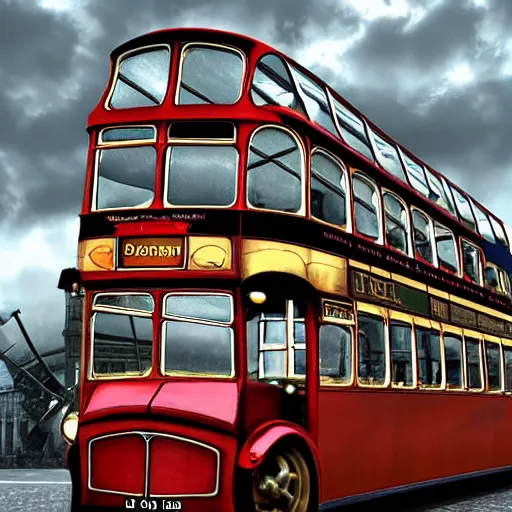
[1,0,511,363]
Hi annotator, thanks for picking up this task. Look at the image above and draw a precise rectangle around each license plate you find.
[124,497,182,510]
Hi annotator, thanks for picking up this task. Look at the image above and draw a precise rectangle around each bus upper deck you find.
[78,27,512,312]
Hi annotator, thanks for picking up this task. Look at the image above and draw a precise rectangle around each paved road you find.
[2,470,512,511]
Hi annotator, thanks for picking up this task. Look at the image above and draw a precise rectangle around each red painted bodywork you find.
[318,389,512,504]
[150,381,239,433]
[78,418,238,511]
[238,421,321,477]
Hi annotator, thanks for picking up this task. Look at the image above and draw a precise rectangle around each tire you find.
[251,447,312,512]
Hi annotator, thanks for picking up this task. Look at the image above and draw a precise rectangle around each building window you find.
[461,240,481,285]
[109,46,170,109]
[390,322,413,387]
[310,150,348,228]
[384,192,409,254]
[319,324,352,384]
[486,341,501,391]
[434,223,458,274]
[353,173,380,241]
[444,333,462,389]
[358,313,386,386]
[465,338,482,390]
[416,327,441,388]
[247,127,304,213]
[177,44,244,105]
[411,209,434,264]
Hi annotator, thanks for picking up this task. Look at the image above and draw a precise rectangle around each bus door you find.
[244,282,319,436]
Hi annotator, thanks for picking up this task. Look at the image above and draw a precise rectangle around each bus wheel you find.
[252,447,311,512]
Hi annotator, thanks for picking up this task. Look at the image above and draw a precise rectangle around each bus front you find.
[62,29,247,512]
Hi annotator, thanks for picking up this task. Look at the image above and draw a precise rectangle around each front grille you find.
[88,431,220,498]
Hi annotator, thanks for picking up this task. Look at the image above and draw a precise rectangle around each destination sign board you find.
[351,270,429,317]
[323,300,354,323]
[351,270,512,339]
[118,237,185,268]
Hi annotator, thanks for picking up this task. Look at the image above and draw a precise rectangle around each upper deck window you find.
[400,152,429,198]
[331,99,374,162]
[162,293,234,377]
[310,149,348,228]
[461,239,481,285]
[424,169,456,216]
[177,44,244,105]
[471,202,496,243]
[490,216,508,247]
[369,130,407,182]
[353,173,381,241]
[411,209,434,265]
[434,222,458,274]
[94,130,156,210]
[100,126,156,144]
[247,126,304,214]
[251,54,304,113]
[165,124,238,207]
[383,192,409,255]
[289,66,337,136]
[109,46,170,109]
[450,186,477,231]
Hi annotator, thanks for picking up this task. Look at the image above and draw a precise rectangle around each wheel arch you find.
[238,420,321,498]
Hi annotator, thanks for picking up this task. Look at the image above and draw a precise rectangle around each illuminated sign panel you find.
[323,300,354,324]
[118,237,185,268]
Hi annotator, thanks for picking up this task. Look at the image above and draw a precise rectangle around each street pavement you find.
[2,469,512,511]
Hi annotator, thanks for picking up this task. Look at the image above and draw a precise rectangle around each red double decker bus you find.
[60,28,512,512]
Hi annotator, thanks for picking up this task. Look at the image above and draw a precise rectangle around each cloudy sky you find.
[0,0,511,361]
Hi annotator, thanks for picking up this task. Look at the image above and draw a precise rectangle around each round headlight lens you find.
[61,412,79,445]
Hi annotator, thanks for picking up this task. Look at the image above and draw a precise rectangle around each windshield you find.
[89,291,234,379]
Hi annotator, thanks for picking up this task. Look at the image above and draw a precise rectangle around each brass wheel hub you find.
[253,449,310,512]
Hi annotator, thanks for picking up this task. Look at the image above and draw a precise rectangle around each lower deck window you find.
[319,324,352,384]
[465,338,482,389]
[486,342,501,391]
[444,334,462,388]
[503,345,512,392]
[416,327,441,388]
[358,313,386,385]
[92,312,153,376]
[163,294,234,377]
[390,322,412,386]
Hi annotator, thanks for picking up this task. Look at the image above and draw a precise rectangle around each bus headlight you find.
[61,412,79,445]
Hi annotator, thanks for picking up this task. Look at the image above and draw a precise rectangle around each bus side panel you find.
[318,389,512,503]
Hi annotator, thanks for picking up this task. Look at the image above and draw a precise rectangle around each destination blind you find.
[350,270,512,338]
